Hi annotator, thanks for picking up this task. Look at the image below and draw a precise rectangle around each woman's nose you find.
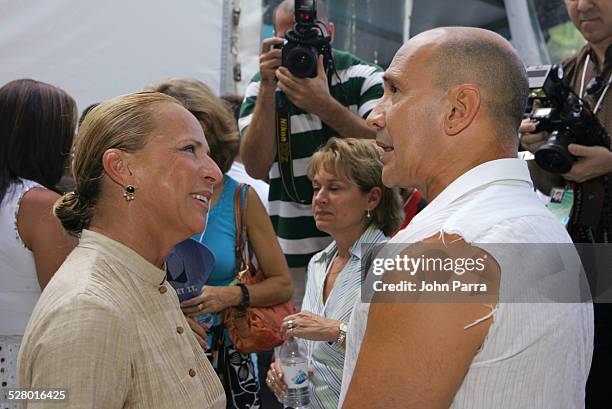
[202,156,222,185]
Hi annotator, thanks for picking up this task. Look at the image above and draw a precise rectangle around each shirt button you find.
[176,326,184,334]
[159,286,167,294]
[189,369,196,377]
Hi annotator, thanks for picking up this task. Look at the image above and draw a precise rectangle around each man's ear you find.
[101,149,133,188]
[327,22,335,43]
[444,84,480,136]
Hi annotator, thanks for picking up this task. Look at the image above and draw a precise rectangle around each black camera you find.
[526,64,609,174]
[280,0,333,78]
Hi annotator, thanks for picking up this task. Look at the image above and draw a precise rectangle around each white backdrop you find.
[0,0,228,112]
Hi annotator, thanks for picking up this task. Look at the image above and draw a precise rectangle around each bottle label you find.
[282,363,310,389]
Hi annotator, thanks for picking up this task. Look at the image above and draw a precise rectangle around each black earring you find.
[123,185,136,201]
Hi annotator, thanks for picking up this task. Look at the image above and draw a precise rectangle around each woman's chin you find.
[315,221,332,235]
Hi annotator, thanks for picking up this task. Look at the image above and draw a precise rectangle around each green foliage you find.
[546,22,585,63]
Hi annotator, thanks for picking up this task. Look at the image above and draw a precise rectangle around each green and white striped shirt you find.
[238,50,384,268]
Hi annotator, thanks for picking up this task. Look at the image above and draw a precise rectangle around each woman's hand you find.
[266,361,288,399]
[280,311,341,342]
[185,316,208,349]
[181,285,242,315]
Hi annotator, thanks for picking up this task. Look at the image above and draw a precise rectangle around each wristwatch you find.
[236,283,250,310]
[336,321,348,345]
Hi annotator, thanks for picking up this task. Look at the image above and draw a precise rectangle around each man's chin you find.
[381,169,399,189]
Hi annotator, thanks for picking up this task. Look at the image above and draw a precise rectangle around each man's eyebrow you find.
[382,73,397,85]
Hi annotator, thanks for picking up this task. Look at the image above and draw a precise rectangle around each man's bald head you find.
[410,27,529,141]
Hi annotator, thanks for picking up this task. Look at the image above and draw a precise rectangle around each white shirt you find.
[227,161,270,211]
[339,158,594,409]
[0,179,43,336]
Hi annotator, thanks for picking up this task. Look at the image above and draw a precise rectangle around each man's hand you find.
[563,144,612,183]
[260,37,284,87]
[519,118,548,154]
[276,55,334,117]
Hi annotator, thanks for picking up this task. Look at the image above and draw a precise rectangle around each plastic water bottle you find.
[278,338,310,409]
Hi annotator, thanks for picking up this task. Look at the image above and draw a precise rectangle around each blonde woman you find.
[266,138,403,409]
[18,92,226,408]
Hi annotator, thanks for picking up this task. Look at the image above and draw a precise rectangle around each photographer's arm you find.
[241,38,284,180]
[276,56,376,139]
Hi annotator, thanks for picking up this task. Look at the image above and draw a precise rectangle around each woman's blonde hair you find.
[53,92,180,237]
[145,78,239,174]
[307,137,403,236]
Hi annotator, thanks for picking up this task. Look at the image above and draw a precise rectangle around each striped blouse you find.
[299,224,387,409]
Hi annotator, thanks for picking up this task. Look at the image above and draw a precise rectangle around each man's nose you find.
[575,0,594,11]
[366,101,386,130]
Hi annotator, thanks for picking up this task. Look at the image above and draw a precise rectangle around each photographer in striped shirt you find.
[239,0,384,308]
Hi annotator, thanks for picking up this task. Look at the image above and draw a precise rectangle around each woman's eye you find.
[181,145,196,154]
[312,186,320,192]
[389,84,398,94]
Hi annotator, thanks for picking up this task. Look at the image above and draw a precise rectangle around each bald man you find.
[338,27,593,409]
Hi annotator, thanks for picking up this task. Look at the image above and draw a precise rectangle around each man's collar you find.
[585,42,612,72]
[411,158,533,225]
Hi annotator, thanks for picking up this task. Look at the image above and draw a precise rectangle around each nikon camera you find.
[279,0,333,78]
[526,64,609,174]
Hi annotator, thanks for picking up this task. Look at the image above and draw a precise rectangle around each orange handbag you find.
[224,184,296,353]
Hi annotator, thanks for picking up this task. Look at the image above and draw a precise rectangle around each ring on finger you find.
[287,319,294,329]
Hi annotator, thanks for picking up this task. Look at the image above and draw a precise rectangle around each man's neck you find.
[589,39,612,67]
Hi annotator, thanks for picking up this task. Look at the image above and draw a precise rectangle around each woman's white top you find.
[339,159,594,409]
[0,179,43,336]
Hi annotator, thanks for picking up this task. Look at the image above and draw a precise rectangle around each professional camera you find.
[526,64,609,173]
[280,0,333,78]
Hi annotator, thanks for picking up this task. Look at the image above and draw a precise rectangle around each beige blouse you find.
[18,230,225,409]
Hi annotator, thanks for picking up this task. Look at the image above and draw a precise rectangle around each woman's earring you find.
[123,185,136,202]
[366,209,371,219]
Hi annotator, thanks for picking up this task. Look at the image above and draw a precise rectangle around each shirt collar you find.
[312,224,386,263]
[585,42,612,73]
[410,158,533,225]
[79,229,167,286]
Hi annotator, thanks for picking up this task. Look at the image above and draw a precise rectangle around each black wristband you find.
[236,283,250,310]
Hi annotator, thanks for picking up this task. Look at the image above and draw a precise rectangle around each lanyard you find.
[579,53,612,114]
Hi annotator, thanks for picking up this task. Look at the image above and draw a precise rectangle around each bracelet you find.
[336,321,348,345]
[236,283,250,310]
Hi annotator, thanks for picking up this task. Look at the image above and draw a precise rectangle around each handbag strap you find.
[233,183,250,277]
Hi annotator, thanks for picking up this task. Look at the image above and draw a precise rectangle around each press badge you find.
[547,187,573,226]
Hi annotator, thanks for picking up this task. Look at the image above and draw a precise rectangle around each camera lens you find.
[534,130,575,173]
[285,46,318,78]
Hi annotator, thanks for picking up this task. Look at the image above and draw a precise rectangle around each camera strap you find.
[275,91,309,204]
[579,54,612,115]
